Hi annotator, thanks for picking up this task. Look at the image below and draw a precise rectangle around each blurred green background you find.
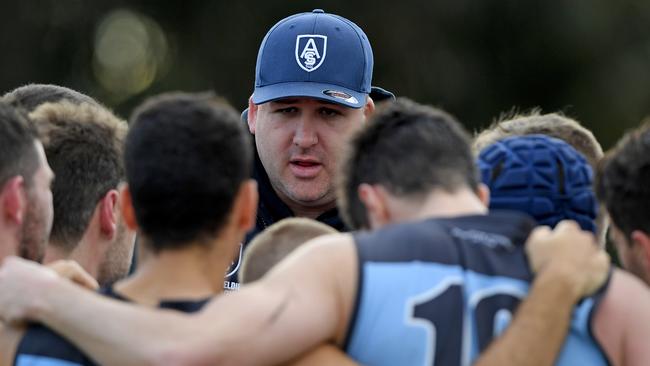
[3,0,650,149]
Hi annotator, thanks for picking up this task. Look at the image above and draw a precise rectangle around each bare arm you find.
[473,264,585,366]
[0,324,23,366]
[0,260,95,366]
[475,222,610,366]
[283,344,358,366]
[0,234,355,366]
[593,269,650,366]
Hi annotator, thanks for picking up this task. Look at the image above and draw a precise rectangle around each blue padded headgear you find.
[478,134,597,232]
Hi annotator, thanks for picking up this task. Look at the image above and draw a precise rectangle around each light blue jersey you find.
[345,211,610,366]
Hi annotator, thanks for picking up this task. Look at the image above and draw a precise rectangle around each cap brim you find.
[370,86,395,102]
[252,82,367,108]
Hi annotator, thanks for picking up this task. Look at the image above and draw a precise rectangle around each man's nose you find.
[293,118,318,148]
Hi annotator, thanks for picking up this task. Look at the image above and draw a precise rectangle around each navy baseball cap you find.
[252,9,374,108]
[478,134,597,233]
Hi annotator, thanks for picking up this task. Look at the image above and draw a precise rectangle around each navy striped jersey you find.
[345,211,610,366]
[14,287,210,366]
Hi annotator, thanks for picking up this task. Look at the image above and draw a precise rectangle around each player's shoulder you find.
[593,269,650,366]
[288,232,355,259]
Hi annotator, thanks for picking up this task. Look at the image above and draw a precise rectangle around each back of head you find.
[597,122,650,237]
[126,92,252,252]
[0,101,39,189]
[28,101,127,252]
[3,84,99,112]
[478,134,597,232]
[339,98,477,230]
[474,112,604,168]
[240,218,337,283]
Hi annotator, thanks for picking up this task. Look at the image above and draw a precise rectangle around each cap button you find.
[312,9,325,13]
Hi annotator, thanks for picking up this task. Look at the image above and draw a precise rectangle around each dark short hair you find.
[126,92,252,251]
[597,122,650,238]
[3,84,99,112]
[339,98,478,229]
[0,101,39,188]
[29,102,127,252]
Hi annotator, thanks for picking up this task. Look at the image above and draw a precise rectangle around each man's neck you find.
[274,188,337,220]
[114,238,233,306]
[44,238,103,282]
[42,244,68,265]
[384,188,488,227]
[0,230,18,262]
[286,200,337,220]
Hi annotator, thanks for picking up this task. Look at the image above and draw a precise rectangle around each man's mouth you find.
[289,158,322,178]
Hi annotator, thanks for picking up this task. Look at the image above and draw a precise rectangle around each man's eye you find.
[276,107,298,114]
[319,108,341,117]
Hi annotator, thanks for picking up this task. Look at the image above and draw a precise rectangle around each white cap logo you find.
[296,35,327,72]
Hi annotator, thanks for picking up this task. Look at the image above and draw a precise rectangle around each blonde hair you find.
[474,111,603,168]
[240,218,337,283]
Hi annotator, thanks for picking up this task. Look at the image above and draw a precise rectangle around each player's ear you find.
[362,97,375,121]
[477,183,490,208]
[235,179,258,232]
[119,184,139,231]
[631,230,650,268]
[247,96,258,134]
[1,176,26,225]
[358,183,390,229]
[98,189,119,239]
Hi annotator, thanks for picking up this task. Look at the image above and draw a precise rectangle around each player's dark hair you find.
[0,101,40,188]
[596,122,650,239]
[125,92,252,252]
[339,98,478,229]
[29,102,127,252]
[3,84,99,112]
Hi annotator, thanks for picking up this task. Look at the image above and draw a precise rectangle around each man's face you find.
[609,223,650,284]
[250,97,370,214]
[97,215,136,286]
[20,142,54,263]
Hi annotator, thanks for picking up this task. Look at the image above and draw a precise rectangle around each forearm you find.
[0,324,24,366]
[283,344,358,366]
[31,278,199,365]
[474,264,582,366]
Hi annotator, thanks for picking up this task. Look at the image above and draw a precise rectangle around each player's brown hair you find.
[29,101,127,253]
[597,122,650,239]
[473,111,603,168]
[339,98,477,230]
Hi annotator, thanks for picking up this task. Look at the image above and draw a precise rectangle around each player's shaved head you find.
[240,218,337,283]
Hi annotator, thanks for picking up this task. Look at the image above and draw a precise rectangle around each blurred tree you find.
[2,0,650,149]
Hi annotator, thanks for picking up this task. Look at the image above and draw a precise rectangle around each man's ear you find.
[358,183,389,229]
[631,230,650,270]
[1,176,26,225]
[99,189,119,239]
[363,97,375,121]
[233,179,258,233]
[477,183,490,208]
[247,96,258,134]
[119,185,138,231]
